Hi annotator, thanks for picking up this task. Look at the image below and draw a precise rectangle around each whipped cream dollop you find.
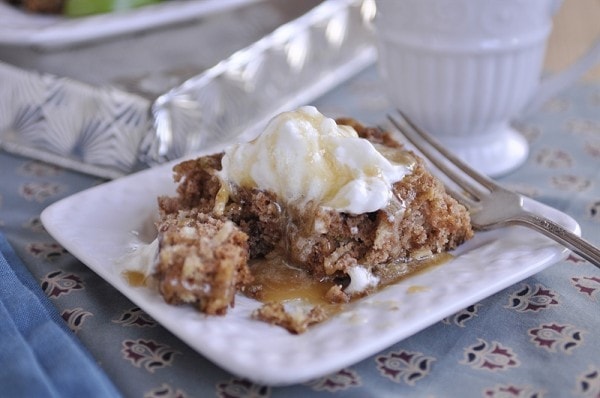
[220,106,413,214]
[344,265,380,295]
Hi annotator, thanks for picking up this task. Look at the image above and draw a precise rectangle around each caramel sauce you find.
[374,252,452,287]
[245,252,452,307]
[122,248,452,321]
[407,285,430,294]
[122,270,147,287]
[246,255,336,307]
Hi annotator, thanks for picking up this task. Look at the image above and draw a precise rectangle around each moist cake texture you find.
[154,209,252,315]
[152,106,473,325]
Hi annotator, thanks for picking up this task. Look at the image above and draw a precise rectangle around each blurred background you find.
[547,0,600,80]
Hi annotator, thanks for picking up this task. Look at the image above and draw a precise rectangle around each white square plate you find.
[41,156,577,386]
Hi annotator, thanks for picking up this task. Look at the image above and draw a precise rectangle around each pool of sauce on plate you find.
[123,270,147,287]
[123,251,452,318]
[245,252,452,310]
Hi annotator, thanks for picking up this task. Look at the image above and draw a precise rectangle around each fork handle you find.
[516,212,600,269]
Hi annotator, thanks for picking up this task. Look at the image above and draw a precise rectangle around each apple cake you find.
[151,106,473,331]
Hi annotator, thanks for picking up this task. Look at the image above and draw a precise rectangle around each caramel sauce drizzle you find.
[246,252,452,306]
[123,270,147,287]
[124,252,451,305]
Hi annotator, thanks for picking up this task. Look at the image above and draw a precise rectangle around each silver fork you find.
[388,111,600,269]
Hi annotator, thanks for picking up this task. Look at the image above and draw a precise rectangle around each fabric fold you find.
[0,233,121,398]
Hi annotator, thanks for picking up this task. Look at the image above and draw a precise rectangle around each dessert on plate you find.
[130,106,473,333]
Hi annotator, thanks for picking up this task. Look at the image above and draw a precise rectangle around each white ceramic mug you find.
[374,0,600,176]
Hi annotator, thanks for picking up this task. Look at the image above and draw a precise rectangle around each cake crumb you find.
[154,209,252,315]
[325,285,350,304]
[252,302,328,334]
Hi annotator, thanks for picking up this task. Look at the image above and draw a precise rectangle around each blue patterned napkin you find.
[0,233,121,398]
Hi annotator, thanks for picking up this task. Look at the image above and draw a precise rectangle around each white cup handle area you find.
[521,34,600,116]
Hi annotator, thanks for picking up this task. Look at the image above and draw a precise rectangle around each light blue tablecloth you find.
[0,66,599,397]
